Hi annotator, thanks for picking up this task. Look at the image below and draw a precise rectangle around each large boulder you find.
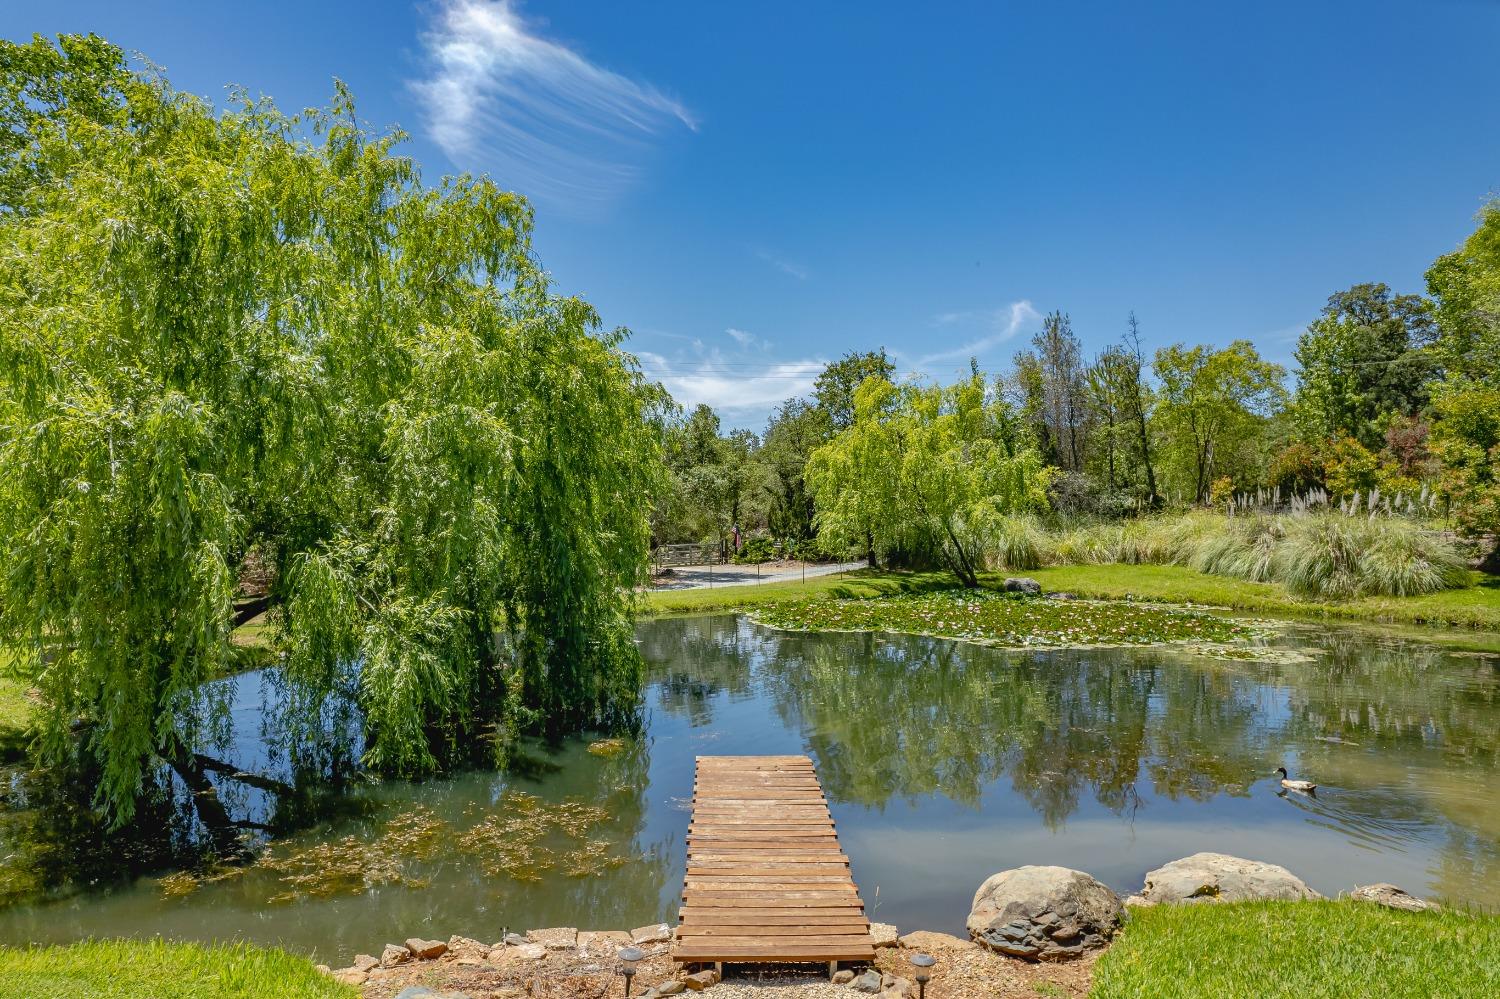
[1003,577,1042,595]
[1139,853,1321,904]
[967,866,1122,961]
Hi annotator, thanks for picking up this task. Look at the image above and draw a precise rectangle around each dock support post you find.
[828,961,838,980]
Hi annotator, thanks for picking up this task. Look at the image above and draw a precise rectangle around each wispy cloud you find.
[914,300,1041,368]
[636,332,821,429]
[410,0,696,210]
[725,327,767,350]
[756,250,809,281]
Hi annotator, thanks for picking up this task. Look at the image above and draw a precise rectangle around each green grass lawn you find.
[642,564,1500,637]
[0,940,356,998]
[1090,900,1500,998]
[0,647,34,760]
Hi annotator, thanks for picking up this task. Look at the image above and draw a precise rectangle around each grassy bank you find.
[0,608,277,760]
[0,940,355,998]
[642,564,1500,634]
[0,675,33,760]
[1090,900,1500,998]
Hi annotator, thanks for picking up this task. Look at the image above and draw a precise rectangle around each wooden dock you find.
[674,755,875,969]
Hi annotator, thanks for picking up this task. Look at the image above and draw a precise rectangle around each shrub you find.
[991,515,1050,570]
[733,536,778,564]
[1359,522,1470,596]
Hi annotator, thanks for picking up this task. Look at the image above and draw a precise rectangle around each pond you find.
[0,613,1497,964]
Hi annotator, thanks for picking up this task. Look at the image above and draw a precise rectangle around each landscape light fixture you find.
[618,946,644,996]
[910,952,937,999]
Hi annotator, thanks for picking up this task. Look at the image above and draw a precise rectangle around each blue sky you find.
[7,1,1500,429]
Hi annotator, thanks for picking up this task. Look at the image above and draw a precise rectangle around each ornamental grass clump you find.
[989,510,1468,600]
[1352,518,1470,597]
[992,515,1050,570]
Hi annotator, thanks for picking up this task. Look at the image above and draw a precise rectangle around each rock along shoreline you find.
[322,851,1439,999]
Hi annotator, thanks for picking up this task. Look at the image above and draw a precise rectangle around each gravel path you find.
[649,560,867,591]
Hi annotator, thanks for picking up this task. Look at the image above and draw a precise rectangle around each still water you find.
[1,614,1497,964]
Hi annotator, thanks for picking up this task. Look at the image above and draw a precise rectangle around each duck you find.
[1275,766,1316,792]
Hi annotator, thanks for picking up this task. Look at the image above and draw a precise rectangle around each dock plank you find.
[674,755,874,969]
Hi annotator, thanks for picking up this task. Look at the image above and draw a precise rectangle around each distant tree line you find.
[654,205,1500,571]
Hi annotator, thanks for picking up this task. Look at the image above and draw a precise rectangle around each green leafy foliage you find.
[0,36,655,822]
[1152,341,1286,502]
[1291,283,1437,450]
[1426,200,1500,564]
[807,372,1051,586]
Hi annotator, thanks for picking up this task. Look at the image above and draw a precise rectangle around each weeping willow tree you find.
[0,35,657,826]
[806,370,1051,586]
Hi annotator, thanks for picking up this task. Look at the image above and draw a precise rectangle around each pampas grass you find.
[998,511,1469,600]
[992,515,1051,570]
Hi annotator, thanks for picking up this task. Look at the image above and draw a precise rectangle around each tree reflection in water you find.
[643,615,1500,895]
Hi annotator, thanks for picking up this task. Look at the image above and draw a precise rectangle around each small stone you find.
[851,969,883,993]
[898,930,976,952]
[350,954,380,973]
[869,922,900,948]
[394,988,437,999]
[315,964,331,975]
[332,968,368,985]
[656,979,687,995]
[684,970,718,991]
[528,926,579,950]
[455,957,486,967]
[500,932,528,947]
[1349,883,1440,913]
[631,923,674,945]
[832,970,855,985]
[513,942,547,961]
[406,937,449,960]
[381,943,411,967]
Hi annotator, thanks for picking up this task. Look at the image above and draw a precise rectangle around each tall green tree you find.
[812,349,896,432]
[807,373,1050,587]
[759,398,830,541]
[0,36,657,825]
[1426,200,1500,567]
[1153,341,1286,503]
[1291,283,1437,450]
